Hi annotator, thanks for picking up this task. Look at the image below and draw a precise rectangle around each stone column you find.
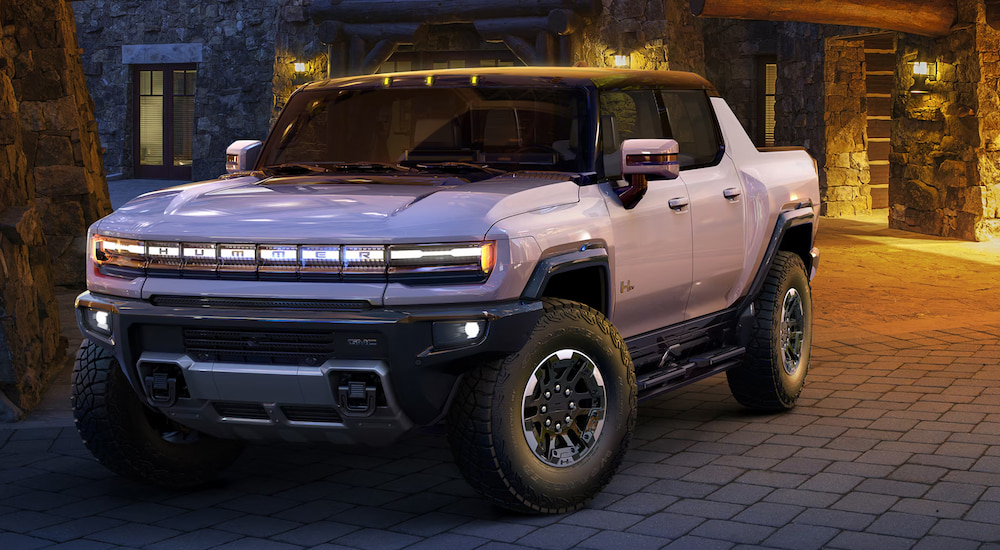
[822,37,872,216]
[891,0,1000,240]
[8,0,111,284]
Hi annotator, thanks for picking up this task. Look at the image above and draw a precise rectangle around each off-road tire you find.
[727,251,812,410]
[447,299,637,513]
[72,340,243,487]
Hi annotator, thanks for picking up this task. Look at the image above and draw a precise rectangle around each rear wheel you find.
[447,299,636,513]
[727,251,812,410]
[72,340,243,487]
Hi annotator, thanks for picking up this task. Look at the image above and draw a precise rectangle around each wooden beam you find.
[311,0,601,24]
[474,17,549,40]
[690,0,956,37]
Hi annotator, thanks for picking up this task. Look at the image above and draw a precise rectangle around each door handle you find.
[668,197,689,211]
[723,187,741,201]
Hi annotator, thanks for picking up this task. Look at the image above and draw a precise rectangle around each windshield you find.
[260,86,589,173]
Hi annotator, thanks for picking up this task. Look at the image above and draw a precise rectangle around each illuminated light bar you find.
[181,243,218,274]
[343,246,386,277]
[258,244,299,279]
[218,244,257,278]
[90,234,496,284]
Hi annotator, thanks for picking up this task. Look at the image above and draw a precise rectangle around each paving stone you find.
[0,510,70,533]
[664,498,743,519]
[603,474,657,494]
[390,512,470,537]
[334,506,415,528]
[606,492,678,514]
[827,530,916,550]
[213,514,301,538]
[689,520,773,544]
[705,483,773,505]
[680,465,745,484]
[451,520,537,542]
[27,516,125,543]
[144,528,243,550]
[831,491,898,514]
[39,541,117,550]
[730,502,803,527]
[762,523,839,550]
[795,508,875,530]
[85,522,181,546]
[661,535,735,549]
[404,533,489,550]
[964,501,1000,523]
[931,519,1000,542]
[627,512,704,539]
[152,506,243,531]
[210,536,302,550]
[855,478,929,498]
[911,536,982,550]
[889,498,969,519]
[561,509,643,530]
[734,470,808,489]
[515,523,598,550]
[102,501,188,523]
[644,479,719,498]
[0,532,51,550]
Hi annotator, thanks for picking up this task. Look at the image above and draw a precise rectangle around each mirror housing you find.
[620,139,680,180]
[226,140,262,173]
[614,139,680,209]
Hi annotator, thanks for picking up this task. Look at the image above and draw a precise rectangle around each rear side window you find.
[659,90,724,169]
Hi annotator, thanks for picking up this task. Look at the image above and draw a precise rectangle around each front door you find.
[133,65,196,179]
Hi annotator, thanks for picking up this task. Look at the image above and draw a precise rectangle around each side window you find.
[659,90,723,169]
[599,90,663,178]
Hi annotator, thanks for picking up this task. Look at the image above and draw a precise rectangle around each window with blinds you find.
[172,70,196,167]
[763,63,777,147]
[138,70,164,166]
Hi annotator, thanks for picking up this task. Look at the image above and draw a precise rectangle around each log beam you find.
[690,0,957,37]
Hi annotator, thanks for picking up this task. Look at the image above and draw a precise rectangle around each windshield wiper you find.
[409,162,507,176]
[262,162,415,176]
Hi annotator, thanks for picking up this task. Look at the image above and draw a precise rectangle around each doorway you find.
[133,65,196,179]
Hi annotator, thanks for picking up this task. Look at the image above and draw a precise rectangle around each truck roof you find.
[300,66,719,96]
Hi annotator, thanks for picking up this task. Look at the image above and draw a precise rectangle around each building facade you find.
[72,0,1000,240]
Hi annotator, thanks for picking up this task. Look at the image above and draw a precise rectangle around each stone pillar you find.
[579,0,706,74]
[8,0,111,285]
[891,0,1000,240]
[0,14,64,420]
[822,38,872,216]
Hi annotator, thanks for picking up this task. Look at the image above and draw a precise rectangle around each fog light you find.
[433,320,486,349]
[83,308,112,336]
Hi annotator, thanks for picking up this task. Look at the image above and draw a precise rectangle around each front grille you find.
[184,328,335,366]
[213,402,269,420]
[281,406,342,423]
[152,295,371,311]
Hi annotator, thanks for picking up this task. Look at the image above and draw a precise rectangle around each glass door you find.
[133,65,196,179]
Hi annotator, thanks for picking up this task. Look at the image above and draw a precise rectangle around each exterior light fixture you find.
[293,62,307,73]
[613,54,630,68]
[909,60,937,94]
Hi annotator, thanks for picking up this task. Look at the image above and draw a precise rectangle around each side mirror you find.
[226,140,262,173]
[614,139,680,209]
[620,139,680,180]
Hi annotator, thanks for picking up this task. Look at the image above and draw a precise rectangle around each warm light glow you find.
[613,54,630,68]
[382,76,392,87]
[912,62,929,76]
[470,75,479,86]
[425,75,435,86]
[293,62,307,73]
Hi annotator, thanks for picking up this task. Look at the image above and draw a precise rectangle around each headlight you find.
[81,307,112,336]
[92,235,146,278]
[388,242,495,283]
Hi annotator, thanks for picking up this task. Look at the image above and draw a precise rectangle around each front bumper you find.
[76,291,542,445]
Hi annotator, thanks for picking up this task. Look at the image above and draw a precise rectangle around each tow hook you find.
[337,380,377,417]
[144,372,178,407]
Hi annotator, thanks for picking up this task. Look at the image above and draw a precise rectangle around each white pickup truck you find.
[73,67,820,513]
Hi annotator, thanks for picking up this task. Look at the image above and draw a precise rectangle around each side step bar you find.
[637,346,745,401]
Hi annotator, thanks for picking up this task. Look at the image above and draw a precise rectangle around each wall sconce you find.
[293,62,307,74]
[612,54,630,68]
[909,60,937,94]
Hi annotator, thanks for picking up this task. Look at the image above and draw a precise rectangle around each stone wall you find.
[0,0,100,418]
[579,0,705,74]
[73,0,280,181]
[890,0,1000,240]
[703,19,775,139]
[823,38,871,216]
[12,0,111,287]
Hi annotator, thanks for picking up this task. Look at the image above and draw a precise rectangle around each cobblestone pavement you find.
[2,324,999,550]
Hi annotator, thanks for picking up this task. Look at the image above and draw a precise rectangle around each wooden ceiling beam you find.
[690,0,957,37]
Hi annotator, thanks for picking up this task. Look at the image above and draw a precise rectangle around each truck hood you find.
[98,172,581,243]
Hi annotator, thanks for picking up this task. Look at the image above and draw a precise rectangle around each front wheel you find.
[727,251,813,410]
[72,340,244,487]
[447,299,637,513]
